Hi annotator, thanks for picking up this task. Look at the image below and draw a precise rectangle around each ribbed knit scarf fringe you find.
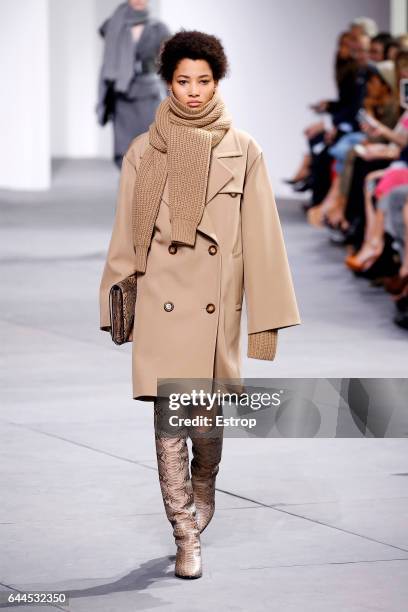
[132,90,232,273]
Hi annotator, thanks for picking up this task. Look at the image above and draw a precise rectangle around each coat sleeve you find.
[99,153,138,332]
[241,144,301,359]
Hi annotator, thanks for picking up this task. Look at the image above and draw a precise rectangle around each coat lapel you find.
[141,128,243,245]
[205,128,243,204]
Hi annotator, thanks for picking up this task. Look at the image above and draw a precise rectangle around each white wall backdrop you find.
[158,0,390,191]
[50,0,159,159]
[391,0,408,34]
[0,0,50,189]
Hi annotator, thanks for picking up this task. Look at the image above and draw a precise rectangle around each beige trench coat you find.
[99,126,301,401]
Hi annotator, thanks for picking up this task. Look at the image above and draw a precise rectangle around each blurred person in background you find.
[312,60,399,229]
[96,0,171,168]
[349,16,378,39]
[285,31,355,187]
[383,37,401,61]
[370,32,394,62]
[397,34,408,52]
[326,50,408,249]
[304,32,377,216]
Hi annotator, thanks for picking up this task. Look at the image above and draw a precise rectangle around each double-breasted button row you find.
[169,243,218,256]
[163,302,216,314]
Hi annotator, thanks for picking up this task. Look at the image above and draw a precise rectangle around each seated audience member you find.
[285,31,355,188]
[308,60,399,229]
[287,24,408,329]
[397,34,408,52]
[328,50,408,229]
[324,47,408,245]
[370,33,394,63]
[345,167,408,272]
[306,33,376,210]
[349,17,378,39]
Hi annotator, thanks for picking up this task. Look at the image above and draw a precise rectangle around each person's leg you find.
[387,188,408,281]
[153,397,202,579]
[362,177,382,243]
[345,157,391,249]
[328,132,365,175]
[345,207,385,271]
[401,197,408,277]
[309,132,333,206]
[340,149,356,198]
[286,152,312,183]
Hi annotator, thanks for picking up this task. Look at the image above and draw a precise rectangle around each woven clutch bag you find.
[109,274,138,345]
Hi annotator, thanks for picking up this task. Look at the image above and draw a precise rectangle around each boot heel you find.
[174,529,202,578]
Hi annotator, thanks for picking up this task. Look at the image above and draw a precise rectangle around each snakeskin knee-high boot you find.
[190,431,224,533]
[154,399,202,579]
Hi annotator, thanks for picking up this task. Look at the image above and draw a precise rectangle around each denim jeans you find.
[329,132,366,174]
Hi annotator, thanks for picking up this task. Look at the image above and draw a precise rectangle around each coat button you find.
[208,245,217,255]
[164,302,174,312]
[168,244,178,254]
[229,192,238,198]
[206,303,216,314]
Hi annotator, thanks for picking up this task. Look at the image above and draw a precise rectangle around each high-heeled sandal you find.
[323,214,349,232]
[356,235,401,280]
[344,238,384,272]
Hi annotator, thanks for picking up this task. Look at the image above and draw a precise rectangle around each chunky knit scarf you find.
[132,90,232,273]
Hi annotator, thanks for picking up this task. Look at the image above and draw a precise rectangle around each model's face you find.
[169,58,217,109]
[128,0,148,10]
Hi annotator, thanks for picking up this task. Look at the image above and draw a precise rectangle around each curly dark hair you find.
[158,30,229,83]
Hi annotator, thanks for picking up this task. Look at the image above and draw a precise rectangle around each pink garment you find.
[400,113,408,131]
[375,167,408,199]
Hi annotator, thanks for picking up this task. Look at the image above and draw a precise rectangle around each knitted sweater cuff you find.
[134,245,148,273]
[247,330,278,360]
[171,217,197,246]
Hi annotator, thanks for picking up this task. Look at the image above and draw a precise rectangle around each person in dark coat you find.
[95,0,171,168]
